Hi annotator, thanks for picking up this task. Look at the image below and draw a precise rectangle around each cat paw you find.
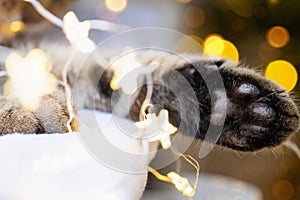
[177,57,300,151]
[218,62,299,151]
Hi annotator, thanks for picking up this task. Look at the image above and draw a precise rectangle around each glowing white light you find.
[167,172,195,197]
[4,49,57,111]
[63,11,96,53]
[135,109,178,149]
[105,0,127,13]
[110,50,158,94]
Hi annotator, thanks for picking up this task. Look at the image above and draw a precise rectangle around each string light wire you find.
[148,154,200,198]
[23,0,63,27]
[23,0,129,33]
[62,50,77,132]
[139,74,154,121]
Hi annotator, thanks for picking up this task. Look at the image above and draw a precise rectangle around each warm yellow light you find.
[265,60,297,92]
[221,40,239,62]
[183,6,205,28]
[167,172,195,197]
[4,49,57,111]
[203,34,224,45]
[105,0,127,13]
[9,21,24,33]
[203,36,224,56]
[148,154,200,198]
[203,35,239,62]
[266,26,290,48]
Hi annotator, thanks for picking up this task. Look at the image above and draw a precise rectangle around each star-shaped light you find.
[110,51,158,94]
[4,49,57,111]
[135,109,178,149]
[167,172,195,197]
[63,11,96,54]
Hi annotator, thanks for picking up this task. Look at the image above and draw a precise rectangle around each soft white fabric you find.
[0,110,156,200]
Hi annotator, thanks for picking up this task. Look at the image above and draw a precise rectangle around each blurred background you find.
[1,0,300,199]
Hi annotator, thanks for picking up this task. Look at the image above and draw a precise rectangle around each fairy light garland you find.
[1,1,299,198]
[0,0,203,197]
[148,154,200,198]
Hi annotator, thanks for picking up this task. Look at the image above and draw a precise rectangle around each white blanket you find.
[0,110,156,200]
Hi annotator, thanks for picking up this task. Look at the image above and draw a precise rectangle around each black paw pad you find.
[216,65,300,151]
[237,83,260,96]
[251,103,275,120]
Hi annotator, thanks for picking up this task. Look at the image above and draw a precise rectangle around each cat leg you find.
[161,57,300,151]
[0,90,70,134]
[94,54,299,152]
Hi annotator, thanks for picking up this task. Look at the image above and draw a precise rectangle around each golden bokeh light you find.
[221,40,239,62]
[272,179,295,200]
[105,0,127,13]
[9,21,24,33]
[265,60,298,92]
[266,26,290,48]
[203,34,239,62]
[183,6,205,28]
[204,36,224,56]
[203,34,224,47]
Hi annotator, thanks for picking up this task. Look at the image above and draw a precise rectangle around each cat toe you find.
[217,65,300,151]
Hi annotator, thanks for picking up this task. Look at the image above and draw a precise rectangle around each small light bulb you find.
[4,49,57,111]
[63,11,96,53]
